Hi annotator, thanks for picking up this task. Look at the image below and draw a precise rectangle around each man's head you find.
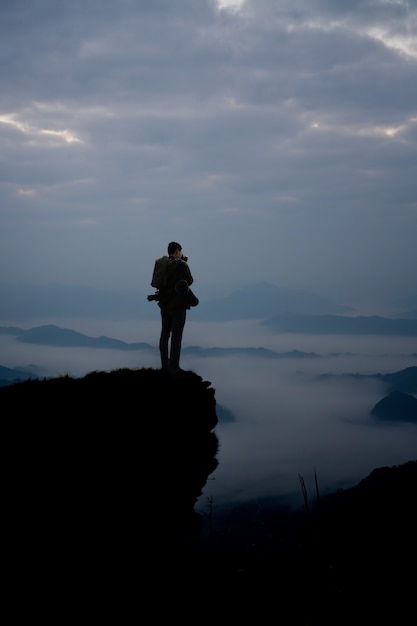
[168,241,182,256]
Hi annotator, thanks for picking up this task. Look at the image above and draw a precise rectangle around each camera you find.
[182,255,188,262]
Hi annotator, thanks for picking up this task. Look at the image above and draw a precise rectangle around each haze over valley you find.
[1,282,416,514]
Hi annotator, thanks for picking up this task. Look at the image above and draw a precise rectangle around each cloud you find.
[0,0,416,307]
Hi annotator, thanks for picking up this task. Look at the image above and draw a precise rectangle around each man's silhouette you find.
[151,241,195,378]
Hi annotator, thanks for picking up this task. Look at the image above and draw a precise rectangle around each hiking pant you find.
[159,308,187,372]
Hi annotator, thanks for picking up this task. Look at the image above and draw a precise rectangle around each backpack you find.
[151,256,170,289]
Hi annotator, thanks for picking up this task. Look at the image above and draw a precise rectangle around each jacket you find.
[157,257,194,313]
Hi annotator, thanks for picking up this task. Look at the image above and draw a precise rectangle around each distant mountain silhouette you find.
[262,312,417,335]
[371,366,417,394]
[0,364,36,386]
[183,345,320,359]
[0,281,351,322]
[317,366,417,394]
[371,390,417,422]
[3,281,417,327]
[0,324,321,364]
[316,367,417,422]
[14,324,153,349]
[0,325,22,335]
[4,314,417,361]
[191,281,352,320]
[214,403,237,422]
[2,282,417,326]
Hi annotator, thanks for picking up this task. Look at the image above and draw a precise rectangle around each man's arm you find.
[179,260,193,286]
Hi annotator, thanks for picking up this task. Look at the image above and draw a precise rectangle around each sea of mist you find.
[1,316,416,514]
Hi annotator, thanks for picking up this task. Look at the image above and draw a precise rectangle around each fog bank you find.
[1,317,416,512]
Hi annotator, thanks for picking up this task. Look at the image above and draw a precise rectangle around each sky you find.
[1,0,417,310]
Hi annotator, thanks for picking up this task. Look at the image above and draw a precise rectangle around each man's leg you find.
[169,309,186,373]
[159,311,172,370]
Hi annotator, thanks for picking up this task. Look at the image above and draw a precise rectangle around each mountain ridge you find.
[3,281,416,321]
[262,312,417,335]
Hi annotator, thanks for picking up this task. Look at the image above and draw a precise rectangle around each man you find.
[152,241,195,378]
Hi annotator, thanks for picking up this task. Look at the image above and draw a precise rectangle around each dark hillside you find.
[371,389,417,421]
[2,368,219,539]
[2,368,219,617]
[185,461,417,623]
[2,369,416,623]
